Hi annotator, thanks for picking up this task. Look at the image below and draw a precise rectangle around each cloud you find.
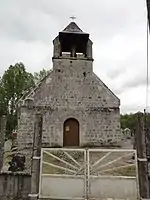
[120,85,147,113]
[0,0,148,113]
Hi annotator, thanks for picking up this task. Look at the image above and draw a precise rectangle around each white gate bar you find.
[89,175,136,179]
[95,152,133,171]
[43,161,76,174]
[28,194,39,197]
[42,174,84,178]
[138,158,147,161]
[91,152,111,169]
[42,148,85,152]
[74,150,87,176]
[75,167,84,175]
[40,195,85,200]
[87,147,90,199]
[64,151,82,168]
[88,149,136,152]
[44,150,79,170]
[100,163,135,174]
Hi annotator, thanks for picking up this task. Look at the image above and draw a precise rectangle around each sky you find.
[0,0,149,114]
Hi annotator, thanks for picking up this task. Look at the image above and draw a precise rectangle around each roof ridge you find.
[62,22,83,33]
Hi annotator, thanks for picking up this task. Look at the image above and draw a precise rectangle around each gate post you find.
[29,114,43,200]
[135,112,150,199]
[85,149,89,200]
[0,115,6,171]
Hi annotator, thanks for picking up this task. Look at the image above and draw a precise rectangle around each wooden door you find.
[63,118,79,147]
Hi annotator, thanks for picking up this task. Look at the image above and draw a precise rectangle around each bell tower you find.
[53,22,93,59]
[52,22,93,76]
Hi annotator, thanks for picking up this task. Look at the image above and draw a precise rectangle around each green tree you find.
[120,114,136,131]
[1,62,35,136]
[121,112,150,138]
[0,77,7,116]
[34,68,51,84]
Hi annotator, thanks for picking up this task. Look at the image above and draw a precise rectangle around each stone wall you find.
[17,57,121,150]
[0,172,31,200]
[17,106,35,149]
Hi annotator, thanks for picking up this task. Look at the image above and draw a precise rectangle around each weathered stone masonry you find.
[17,22,121,150]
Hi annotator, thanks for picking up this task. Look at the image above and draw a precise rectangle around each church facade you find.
[17,22,121,149]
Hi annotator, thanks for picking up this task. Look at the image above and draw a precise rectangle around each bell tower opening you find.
[59,30,89,58]
[53,22,93,59]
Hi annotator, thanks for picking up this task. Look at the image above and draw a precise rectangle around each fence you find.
[39,148,138,200]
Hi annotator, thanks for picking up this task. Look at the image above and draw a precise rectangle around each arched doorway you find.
[63,118,79,147]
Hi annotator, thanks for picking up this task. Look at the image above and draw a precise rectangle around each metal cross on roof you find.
[70,16,76,21]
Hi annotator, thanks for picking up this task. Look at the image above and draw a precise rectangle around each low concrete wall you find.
[0,172,31,200]
[90,177,138,199]
[39,175,138,200]
[40,176,85,199]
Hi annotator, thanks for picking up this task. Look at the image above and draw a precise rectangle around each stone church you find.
[17,22,121,150]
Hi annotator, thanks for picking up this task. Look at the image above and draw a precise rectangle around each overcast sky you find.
[0,0,149,113]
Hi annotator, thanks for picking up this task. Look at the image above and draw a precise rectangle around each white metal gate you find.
[39,148,87,199]
[39,148,139,200]
[87,149,139,200]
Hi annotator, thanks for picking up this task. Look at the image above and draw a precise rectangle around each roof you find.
[61,22,88,34]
